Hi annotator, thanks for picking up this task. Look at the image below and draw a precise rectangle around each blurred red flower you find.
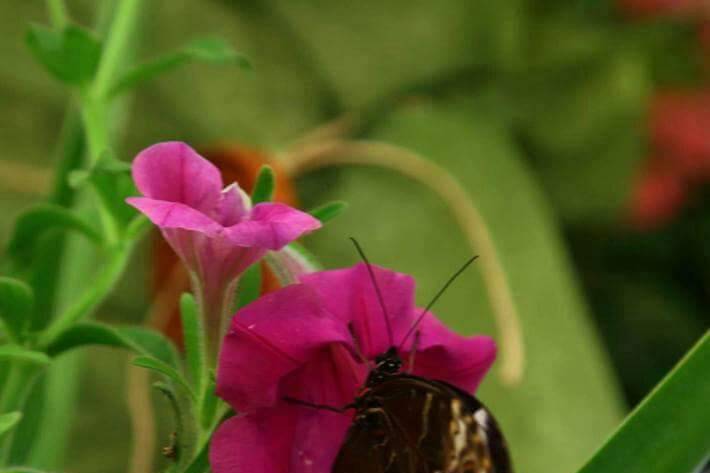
[629,90,710,229]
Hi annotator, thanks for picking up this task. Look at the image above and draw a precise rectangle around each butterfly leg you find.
[283,396,350,415]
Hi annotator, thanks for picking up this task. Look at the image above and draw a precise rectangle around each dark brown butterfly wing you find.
[332,375,513,473]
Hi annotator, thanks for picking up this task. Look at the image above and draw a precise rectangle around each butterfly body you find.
[333,348,513,473]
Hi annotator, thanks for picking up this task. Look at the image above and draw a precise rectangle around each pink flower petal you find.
[217,284,353,412]
[290,409,352,473]
[126,197,222,235]
[409,313,497,393]
[301,264,417,357]
[216,183,251,226]
[210,407,298,473]
[132,142,223,214]
[226,203,321,250]
[280,343,367,408]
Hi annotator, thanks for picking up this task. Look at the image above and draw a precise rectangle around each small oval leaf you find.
[0,277,33,339]
[6,204,102,265]
[0,346,50,366]
[26,24,101,85]
[308,200,348,224]
[0,412,22,438]
[46,322,179,368]
[251,165,276,204]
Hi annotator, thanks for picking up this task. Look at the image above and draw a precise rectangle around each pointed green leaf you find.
[0,277,33,339]
[578,332,710,473]
[108,36,249,97]
[26,24,101,85]
[182,37,249,65]
[0,412,22,438]
[46,322,179,368]
[308,200,348,224]
[5,204,102,265]
[132,356,194,402]
[180,293,207,398]
[236,264,262,310]
[0,346,50,366]
[250,165,275,204]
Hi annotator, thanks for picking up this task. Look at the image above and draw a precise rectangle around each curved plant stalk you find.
[280,139,525,385]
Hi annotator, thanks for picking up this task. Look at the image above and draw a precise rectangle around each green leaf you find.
[153,381,199,470]
[0,412,22,438]
[0,277,33,339]
[183,438,210,473]
[236,264,262,310]
[46,322,179,368]
[0,346,50,366]
[308,200,348,224]
[180,293,207,398]
[5,204,102,265]
[68,156,131,190]
[108,36,249,97]
[578,332,710,473]
[26,24,101,85]
[251,165,276,204]
[84,155,138,230]
[132,356,194,402]
[184,37,250,65]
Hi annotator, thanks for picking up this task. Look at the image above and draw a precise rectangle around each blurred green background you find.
[1,1,708,473]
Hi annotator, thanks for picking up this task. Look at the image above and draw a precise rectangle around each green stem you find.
[38,245,133,349]
[81,0,142,165]
[92,0,142,100]
[79,93,108,164]
[46,0,68,29]
[193,276,239,369]
[0,364,42,463]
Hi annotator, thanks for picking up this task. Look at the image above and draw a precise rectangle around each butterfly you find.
[331,239,514,473]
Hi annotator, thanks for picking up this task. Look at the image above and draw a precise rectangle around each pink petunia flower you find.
[126,141,321,353]
[211,263,497,473]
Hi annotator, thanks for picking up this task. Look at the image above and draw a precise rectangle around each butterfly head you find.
[366,347,402,386]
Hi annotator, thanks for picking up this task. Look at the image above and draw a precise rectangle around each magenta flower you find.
[211,263,497,473]
[126,141,321,352]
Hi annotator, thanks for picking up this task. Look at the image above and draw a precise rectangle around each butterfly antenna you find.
[398,255,479,350]
[349,237,394,347]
